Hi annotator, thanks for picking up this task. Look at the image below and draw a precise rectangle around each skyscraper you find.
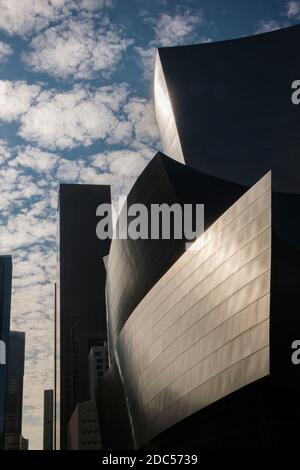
[4,331,25,450]
[0,255,12,450]
[43,390,53,450]
[56,184,111,450]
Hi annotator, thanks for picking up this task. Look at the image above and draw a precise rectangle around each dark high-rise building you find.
[4,331,25,450]
[0,255,12,450]
[56,184,111,450]
[67,341,108,450]
[43,390,53,450]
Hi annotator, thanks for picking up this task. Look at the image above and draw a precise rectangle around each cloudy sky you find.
[0,0,299,450]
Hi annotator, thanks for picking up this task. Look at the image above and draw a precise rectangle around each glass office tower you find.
[0,255,12,450]
[56,184,111,449]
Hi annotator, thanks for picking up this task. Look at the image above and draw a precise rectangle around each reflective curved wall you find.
[111,172,271,448]
[154,52,184,164]
[106,152,247,352]
[155,25,300,194]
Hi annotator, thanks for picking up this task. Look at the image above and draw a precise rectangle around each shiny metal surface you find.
[105,153,247,355]
[115,172,271,448]
[155,26,300,194]
[154,52,185,164]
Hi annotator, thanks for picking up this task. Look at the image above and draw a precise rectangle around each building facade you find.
[20,436,29,450]
[105,153,247,354]
[4,331,25,450]
[56,184,111,449]
[117,172,271,448]
[96,25,300,449]
[68,400,102,450]
[97,152,249,448]
[43,390,53,450]
[88,343,109,400]
[155,24,300,194]
[0,256,12,450]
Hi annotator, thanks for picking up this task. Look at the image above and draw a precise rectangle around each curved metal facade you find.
[115,172,271,448]
[155,25,300,194]
[106,152,247,351]
[99,26,300,449]
[154,52,184,164]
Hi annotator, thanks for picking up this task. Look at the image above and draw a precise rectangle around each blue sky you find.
[0,0,299,450]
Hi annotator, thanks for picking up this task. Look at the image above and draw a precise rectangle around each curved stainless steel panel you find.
[116,172,271,448]
[155,25,300,194]
[106,153,247,353]
[154,52,184,164]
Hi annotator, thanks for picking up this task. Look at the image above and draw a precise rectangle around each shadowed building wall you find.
[0,256,12,450]
[4,331,25,450]
[155,25,300,194]
[56,184,111,450]
[43,390,53,450]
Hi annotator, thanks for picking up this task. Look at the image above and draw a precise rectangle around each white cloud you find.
[287,1,300,18]
[0,40,13,62]
[92,148,151,178]
[0,0,66,36]
[254,0,300,35]
[56,158,80,180]
[255,20,283,34]
[55,148,154,197]
[122,98,160,149]
[24,17,133,79]
[151,11,204,47]
[0,0,114,37]
[0,80,41,122]
[136,9,210,80]
[0,138,11,162]
[19,83,129,149]
[86,148,153,200]
[11,146,59,173]
[0,79,159,151]
[135,46,157,81]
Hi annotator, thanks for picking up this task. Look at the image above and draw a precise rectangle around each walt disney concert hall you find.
[96,25,300,449]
